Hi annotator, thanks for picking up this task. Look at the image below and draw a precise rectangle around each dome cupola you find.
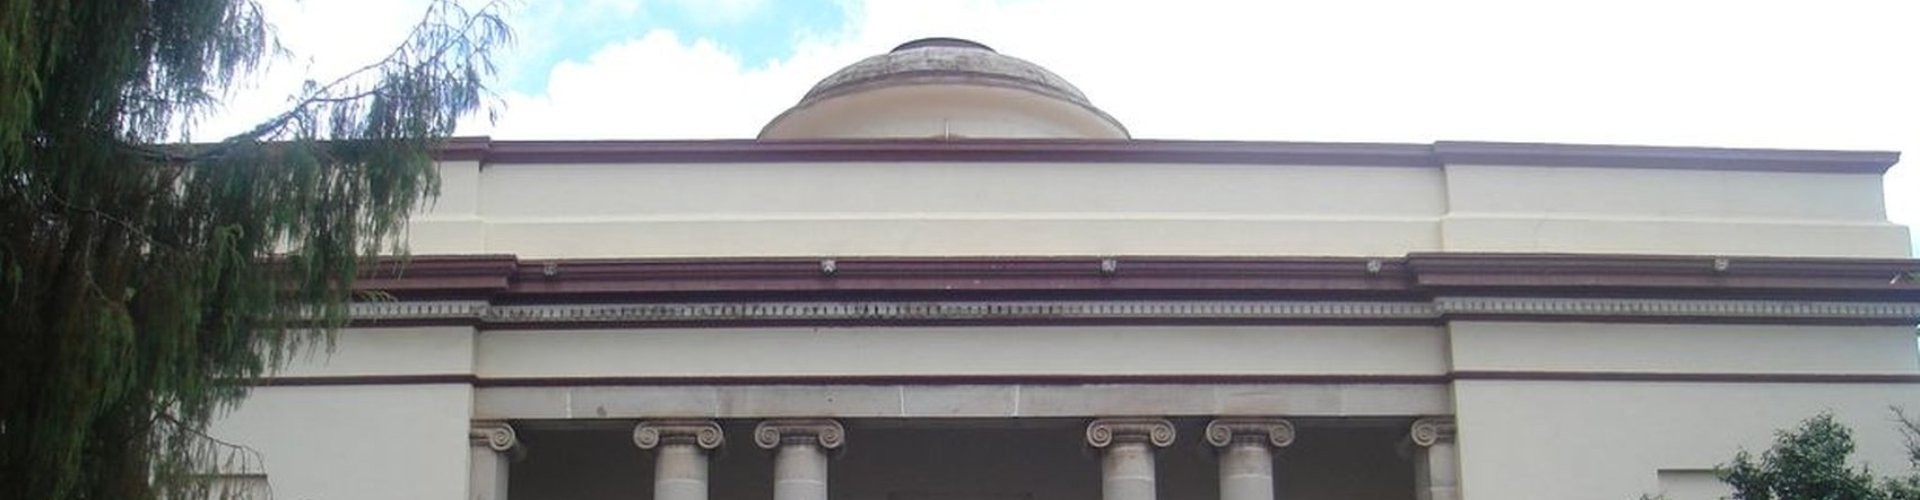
[759,37,1128,140]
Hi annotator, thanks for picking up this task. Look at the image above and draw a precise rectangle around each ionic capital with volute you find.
[754,419,846,450]
[1205,418,1295,449]
[1410,417,1457,447]
[635,420,726,451]
[470,421,521,453]
[1086,418,1177,448]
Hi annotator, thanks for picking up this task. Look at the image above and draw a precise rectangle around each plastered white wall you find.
[1447,322,1920,374]
[271,326,476,377]
[208,384,473,500]
[403,154,1909,258]
[1441,164,1911,256]
[460,159,1444,257]
[1453,382,1920,500]
[1443,165,1889,220]
[408,159,486,253]
[476,325,1448,378]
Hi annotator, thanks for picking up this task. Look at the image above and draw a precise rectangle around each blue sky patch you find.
[504,0,849,94]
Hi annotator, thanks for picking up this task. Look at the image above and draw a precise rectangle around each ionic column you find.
[1410,417,1460,500]
[1086,418,1176,500]
[634,420,726,500]
[754,419,845,500]
[1205,419,1295,500]
[469,421,523,500]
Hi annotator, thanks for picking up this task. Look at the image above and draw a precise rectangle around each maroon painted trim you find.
[429,137,1897,174]
[356,254,516,299]
[347,318,485,328]
[472,374,1452,387]
[353,253,1920,302]
[1440,315,1920,327]
[253,374,478,386]
[1433,141,1899,174]
[475,317,1448,331]
[448,138,1439,167]
[433,136,491,161]
[502,256,1416,300]
[249,371,1920,387]
[1407,253,1920,299]
[1451,371,1920,384]
[349,314,1902,330]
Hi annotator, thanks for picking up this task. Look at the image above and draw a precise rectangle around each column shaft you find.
[774,442,830,500]
[1415,439,1460,500]
[653,444,710,500]
[469,446,510,500]
[634,420,725,500]
[1102,442,1158,500]
[1086,418,1175,500]
[755,419,844,500]
[1218,442,1274,500]
[469,422,520,500]
[1204,418,1293,500]
[1411,417,1461,500]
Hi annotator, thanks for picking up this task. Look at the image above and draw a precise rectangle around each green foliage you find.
[1721,413,1920,500]
[0,1,509,499]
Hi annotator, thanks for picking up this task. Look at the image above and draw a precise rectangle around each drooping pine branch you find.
[0,1,511,499]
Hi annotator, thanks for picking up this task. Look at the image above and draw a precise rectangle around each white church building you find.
[210,38,1920,500]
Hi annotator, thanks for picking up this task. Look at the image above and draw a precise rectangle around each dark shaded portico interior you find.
[511,418,1414,500]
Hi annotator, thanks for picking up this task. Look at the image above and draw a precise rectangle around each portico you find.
[487,416,1426,500]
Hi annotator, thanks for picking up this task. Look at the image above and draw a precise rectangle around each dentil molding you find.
[349,298,1920,325]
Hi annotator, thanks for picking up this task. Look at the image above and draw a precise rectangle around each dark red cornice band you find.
[430,137,1901,174]
[355,253,1920,303]
[253,371,1920,388]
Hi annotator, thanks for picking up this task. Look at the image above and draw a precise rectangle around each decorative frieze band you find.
[353,301,489,321]
[634,420,725,450]
[350,298,1920,325]
[486,301,1437,323]
[1433,297,1920,320]
[1086,418,1177,448]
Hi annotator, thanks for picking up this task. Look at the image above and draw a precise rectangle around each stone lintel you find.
[474,383,1453,420]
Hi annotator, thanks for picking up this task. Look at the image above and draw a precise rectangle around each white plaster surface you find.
[1438,216,1910,257]
[394,152,1912,258]
[471,383,1450,419]
[1656,469,1730,500]
[1438,164,1911,256]
[475,326,1448,378]
[1446,322,1920,374]
[455,159,1444,256]
[1442,165,1889,221]
[1452,382,1920,500]
[272,326,476,377]
[207,385,474,500]
[476,162,1441,217]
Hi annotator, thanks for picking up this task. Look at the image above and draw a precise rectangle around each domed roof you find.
[798,38,1096,110]
[760,37,1128,140]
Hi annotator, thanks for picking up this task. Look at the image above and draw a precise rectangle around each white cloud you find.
[211,0,1920,252]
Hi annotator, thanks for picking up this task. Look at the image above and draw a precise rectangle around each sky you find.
[210,0,1920,253]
